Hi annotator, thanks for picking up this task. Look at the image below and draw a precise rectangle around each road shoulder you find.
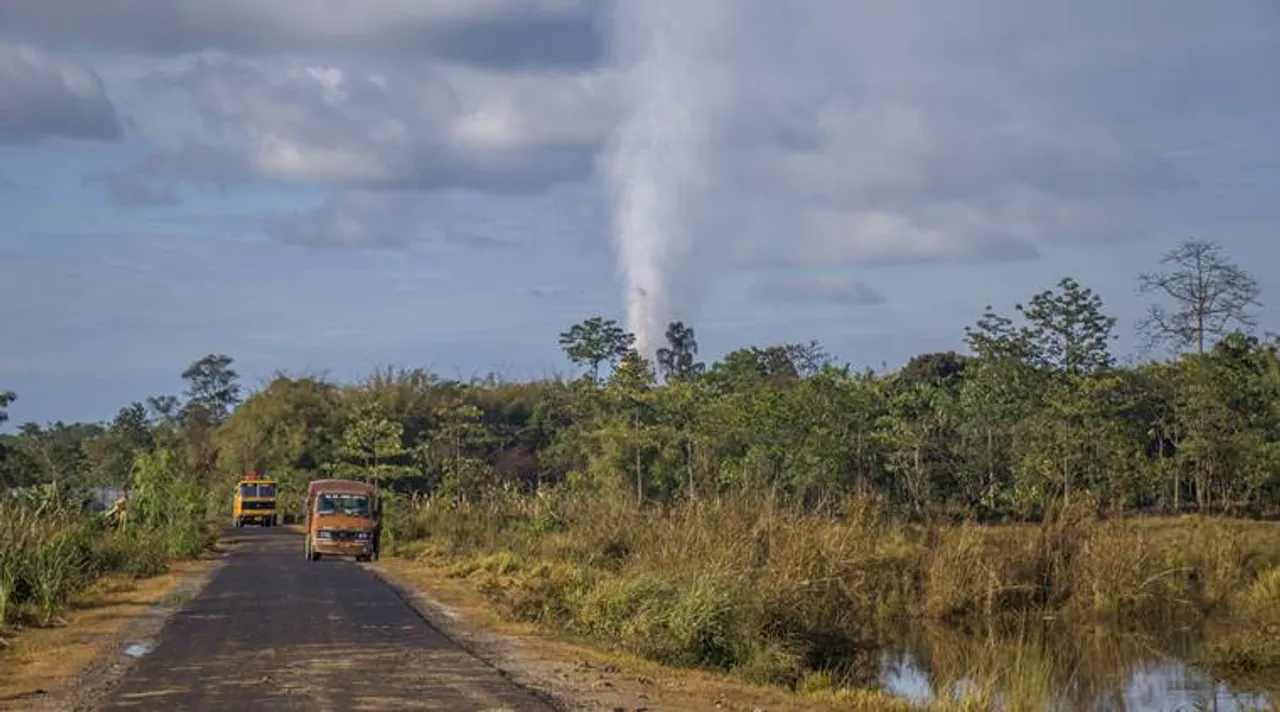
[0,546,228,712]
[372,556,862,712]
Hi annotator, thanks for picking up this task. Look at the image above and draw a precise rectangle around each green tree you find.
[656,321,705,383]
[558,317,635,384]
[0,391,14,486]
[214,375,345,515]
[875,381,959,515]
[147,395,181,424]
[427,400,496,501]
[703,342,829,393]
[0,390,14,425]
[894,352,969,393]
[1173,333,1280,512]
[6,421,101,487]
[598,349,660,503]
[327,402,414,484]
[82,402,155,487]
[1016,277,1117,376]
[964,307,1033,362]
[180,354,242,424]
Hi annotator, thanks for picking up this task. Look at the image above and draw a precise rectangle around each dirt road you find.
[98,528,556,711]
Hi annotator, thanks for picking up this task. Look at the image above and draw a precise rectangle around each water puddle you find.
[880,650,1271,711]
[122,642,154,658]
[869,622,1276,711]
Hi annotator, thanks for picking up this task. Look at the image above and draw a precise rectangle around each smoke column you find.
[602,0,735,359]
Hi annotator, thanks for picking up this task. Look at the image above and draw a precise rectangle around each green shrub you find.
[0,447,210,630]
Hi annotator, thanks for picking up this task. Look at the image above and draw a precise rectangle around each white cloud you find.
[0,41,121,142]
[4,0,1276,273]
[698,1,1274,268]
[131,57,620,195]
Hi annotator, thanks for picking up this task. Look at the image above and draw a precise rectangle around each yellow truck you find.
[233,471,278,527]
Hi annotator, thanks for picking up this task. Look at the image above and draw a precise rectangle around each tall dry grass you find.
[395,486,1280,695]
[1200,555,1280,689]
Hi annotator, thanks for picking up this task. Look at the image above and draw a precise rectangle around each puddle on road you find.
[123,642,154,658]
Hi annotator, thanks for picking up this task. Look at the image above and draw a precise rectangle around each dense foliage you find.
[0,452,210,635]
[2,240,1275,522]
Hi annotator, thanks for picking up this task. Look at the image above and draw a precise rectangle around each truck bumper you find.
[314,540,372,558]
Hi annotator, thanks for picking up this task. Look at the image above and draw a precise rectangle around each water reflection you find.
[873,620,1275,711]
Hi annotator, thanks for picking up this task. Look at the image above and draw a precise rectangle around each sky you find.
[0,0,1278,428]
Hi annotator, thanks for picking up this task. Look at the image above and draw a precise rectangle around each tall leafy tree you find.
[964,306,1033,362]
[7,421,102,486]
[82,402,155,487]
[111,403,154,450]
[558,317,635,384]
[327,402,414,484]
[214,375,345,513]
[1137,238,1261,354]
[656,321,705,383]
[181,354,242,424]
[0,390,13,425]
[427,400,496,501]
[1016,277,1117,376]
[895,352,969,392]
[602,349,659,502]
[703,344,821,392]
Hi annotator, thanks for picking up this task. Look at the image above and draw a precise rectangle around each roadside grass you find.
[0,478,219,709]
[392,487,1280,702]
[1,476,214,642]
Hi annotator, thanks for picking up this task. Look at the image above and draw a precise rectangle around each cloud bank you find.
[0,41,121,142]
[4,0,1277,334]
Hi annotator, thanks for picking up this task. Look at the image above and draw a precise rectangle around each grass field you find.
[390,490,1280,705]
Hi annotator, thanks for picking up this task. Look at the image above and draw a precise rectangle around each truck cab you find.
[233,471,277,527]
[304,479,381,562]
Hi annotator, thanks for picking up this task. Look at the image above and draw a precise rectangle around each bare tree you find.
[1137,238,1261,354]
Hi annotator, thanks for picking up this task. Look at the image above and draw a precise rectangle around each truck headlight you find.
[317,529,333,539]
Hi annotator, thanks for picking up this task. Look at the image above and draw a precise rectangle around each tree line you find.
[1,238,1274,520]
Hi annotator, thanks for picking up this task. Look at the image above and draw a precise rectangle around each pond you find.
[868,619,1275,711]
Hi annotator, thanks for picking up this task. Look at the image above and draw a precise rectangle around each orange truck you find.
[303,479,381,562]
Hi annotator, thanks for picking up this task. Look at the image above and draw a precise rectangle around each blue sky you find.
[1,0,1278,428]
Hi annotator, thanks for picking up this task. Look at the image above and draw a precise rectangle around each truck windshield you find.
[239,483,276,498]
[316,494,370,517]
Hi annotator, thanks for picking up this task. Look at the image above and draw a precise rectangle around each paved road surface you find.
[100,529,555,711]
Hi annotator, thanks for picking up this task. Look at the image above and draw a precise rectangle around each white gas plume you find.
[601,0,735,359]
